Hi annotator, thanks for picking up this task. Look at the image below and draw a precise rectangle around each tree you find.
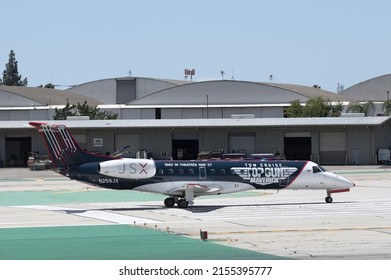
[303,97,329,117]
[383,100,391,116]
[53,101,118,120]
[76,101,118,120]
[53,100,77,120]
[2,50,28,86]
[284,99,304,117]
[37,83,55,88]
[347,101,374,116]
[285,97,342,118]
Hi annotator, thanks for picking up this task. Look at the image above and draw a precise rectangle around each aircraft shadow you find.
[66,201,356,214]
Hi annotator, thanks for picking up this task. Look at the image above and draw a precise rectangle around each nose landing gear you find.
[325,196,333,203]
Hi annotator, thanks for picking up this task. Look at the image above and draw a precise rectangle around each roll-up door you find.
[229,134,256,157]
[284,132,311,160]
[319,132,346,164]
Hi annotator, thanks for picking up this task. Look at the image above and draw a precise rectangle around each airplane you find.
[29,121,355,208]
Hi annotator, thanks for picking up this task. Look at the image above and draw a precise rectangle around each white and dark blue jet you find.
[30,122,355,208]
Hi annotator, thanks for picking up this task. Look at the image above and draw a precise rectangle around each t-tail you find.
[29,122,115,174]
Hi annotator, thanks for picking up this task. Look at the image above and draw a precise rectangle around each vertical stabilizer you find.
[29,122,115,173]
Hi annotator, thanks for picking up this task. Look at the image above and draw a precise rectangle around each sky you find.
[1,0,390,92]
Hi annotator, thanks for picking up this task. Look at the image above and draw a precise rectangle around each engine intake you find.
[98,158,156,179]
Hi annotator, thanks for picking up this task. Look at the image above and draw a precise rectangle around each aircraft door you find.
[199,167,207,179]
[279,177,289,187]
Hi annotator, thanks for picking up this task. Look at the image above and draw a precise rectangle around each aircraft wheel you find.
[325,196,333,203]
[177,199,189,209]
[164,197,175,208]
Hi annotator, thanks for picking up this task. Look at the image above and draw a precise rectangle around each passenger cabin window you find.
[220,169,226,175]
[159,169,164,175]
[189,169,194,175]
[312,166,322,173]
[210,169,215,175]
[179,169,184,175]
[169,169,174,175]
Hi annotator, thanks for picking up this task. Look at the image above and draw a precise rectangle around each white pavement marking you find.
[13,205,162,225]
[73,210,162,224]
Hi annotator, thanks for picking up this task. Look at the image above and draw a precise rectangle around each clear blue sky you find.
[1,0,390,92]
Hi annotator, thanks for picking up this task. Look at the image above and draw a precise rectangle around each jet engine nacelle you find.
[98,158,156,179]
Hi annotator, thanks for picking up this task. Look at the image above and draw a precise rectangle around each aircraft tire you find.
[164,197,175,208]
[325,196,333,203]
[177,199,189,209]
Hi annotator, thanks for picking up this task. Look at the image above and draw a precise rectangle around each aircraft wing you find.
[169,183,222,194]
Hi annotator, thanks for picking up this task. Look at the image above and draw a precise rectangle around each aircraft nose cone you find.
[337,175,355,188]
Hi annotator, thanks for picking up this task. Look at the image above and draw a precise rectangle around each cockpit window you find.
[318,166,328,172]
[312,166,322,173]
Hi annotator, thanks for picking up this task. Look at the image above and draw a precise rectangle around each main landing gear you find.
[164,197,192,209]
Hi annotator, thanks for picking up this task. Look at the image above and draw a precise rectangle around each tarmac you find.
[0,166,391,260]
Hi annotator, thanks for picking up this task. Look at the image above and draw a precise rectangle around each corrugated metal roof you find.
[1,117,389,129]
[128,80,355,106]
[0,86,100,106]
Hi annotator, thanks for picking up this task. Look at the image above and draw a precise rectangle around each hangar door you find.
[172,133,199,160]
[5,136,31,167]
[115,134,141,158]
[229,133,256,157]
[319,132,346,165]
[284,132,311,160]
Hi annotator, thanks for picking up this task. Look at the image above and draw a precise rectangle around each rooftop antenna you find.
[184,69,195,81]
[128,70,132,77]
[220,70,225,80]
[231,70,235,80]
[269,75,273,83]
[337,83,344,93]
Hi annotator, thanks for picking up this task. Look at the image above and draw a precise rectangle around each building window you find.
[155,108,161,119]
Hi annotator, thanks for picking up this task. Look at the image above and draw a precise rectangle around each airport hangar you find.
[1,75,391,167]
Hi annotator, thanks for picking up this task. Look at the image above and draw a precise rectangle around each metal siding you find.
[161,109,181,119]
[29,110,49,120]
[182,108,203,119]
[222,108,242,118]
[30,131,41,154]
[141,109,156,119]
[203,108,222,118]
[122,108,141,119]
[200,128,228,152]
[257,128,284,154]
[115,134,140,157]
[347,127,373,164]
[311,131,320,163]
[116,79,136,104]
[0,111,9,120]
[10,111,29,120]
[262,107,284,117]
[141,128,172,159]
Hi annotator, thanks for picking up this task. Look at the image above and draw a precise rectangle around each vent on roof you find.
[340,113,365,117]
[231,114,255,119]
[66,116,90,120]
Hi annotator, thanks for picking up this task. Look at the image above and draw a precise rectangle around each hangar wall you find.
[7,123,382,167]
